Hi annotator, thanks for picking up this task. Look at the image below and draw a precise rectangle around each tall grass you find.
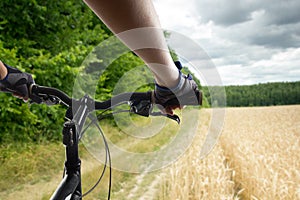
[157,109,237,200]
[220,106,300,199]
[158,106,300,200]
[0,142,65,198]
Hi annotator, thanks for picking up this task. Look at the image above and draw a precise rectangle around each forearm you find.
[0,61,8,80]
[83,0,179,87]
[84,0,160,33]
[83,0,168,56]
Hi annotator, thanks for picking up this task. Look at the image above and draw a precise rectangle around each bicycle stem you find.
[51,95,95,200]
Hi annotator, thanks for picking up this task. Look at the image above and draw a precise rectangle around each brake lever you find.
[29,84,62,105]
[42,95,61,105]
[29,93,43,104]
[150,112,181,124]
[130,99,181,124]
[29,94,60,105]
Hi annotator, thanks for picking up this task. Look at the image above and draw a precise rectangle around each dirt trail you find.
[137,174,163,200]
[126,164,162,200]
[112,168,163,200]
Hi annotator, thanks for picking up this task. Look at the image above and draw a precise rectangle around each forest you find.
[0,0,146,144]
[0,0,202,144]
[203,81,300,107]
[0,0,299,145]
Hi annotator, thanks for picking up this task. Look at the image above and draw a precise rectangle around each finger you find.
[168,105,182,111]
[170,105,180,110]
[15,92,29,101]
[13,93,28,102]
[13,93,23,99]
[164,107,174,115]
[15,84,29,99]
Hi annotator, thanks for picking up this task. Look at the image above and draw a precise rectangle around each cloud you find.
[194,0,300,49]
[153,0,300,85]
[218,48,300,85]
[195,0,300,26]
[260,1,300,25]
[195,0,257,26]
[248,23,300,48]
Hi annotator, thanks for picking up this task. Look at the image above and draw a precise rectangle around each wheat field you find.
[1,106,299,200]
[158,105,300,200]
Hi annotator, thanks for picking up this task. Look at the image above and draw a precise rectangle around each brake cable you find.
[78,108,130,199]
[78,111,113,199]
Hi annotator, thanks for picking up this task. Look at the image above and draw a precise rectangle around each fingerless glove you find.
[154,61,202,108]
[0,63,34,98]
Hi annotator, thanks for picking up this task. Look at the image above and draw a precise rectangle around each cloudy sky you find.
[153,0,300,85]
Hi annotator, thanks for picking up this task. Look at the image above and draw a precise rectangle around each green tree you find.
[204,82,300,107]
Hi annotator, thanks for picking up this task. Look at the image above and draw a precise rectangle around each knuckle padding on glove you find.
[6,73,29,86]
[0,63,33,97]
[154,72,202,107]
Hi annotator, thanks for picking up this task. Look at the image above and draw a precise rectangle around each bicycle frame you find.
[50,95,94,200]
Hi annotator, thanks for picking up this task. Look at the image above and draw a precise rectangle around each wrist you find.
[155,71,183,92]
[0,62,8,80]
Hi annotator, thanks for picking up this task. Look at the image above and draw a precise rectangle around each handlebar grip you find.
[97,91,152,110]
[129,91,152,102]
[196,90,203,105]
[155,90,203,107]
[186,90,202,105]
[128,90,202,106]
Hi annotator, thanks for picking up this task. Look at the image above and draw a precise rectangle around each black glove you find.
[153,61,202,113]
[0,63,34,99]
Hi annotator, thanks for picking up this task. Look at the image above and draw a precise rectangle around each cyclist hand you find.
[0,63,34,101]
[153,63,202,115]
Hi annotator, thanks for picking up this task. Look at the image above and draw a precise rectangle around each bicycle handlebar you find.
[29,84,202,123]
[30,84,153,110]
[30,84,202,110]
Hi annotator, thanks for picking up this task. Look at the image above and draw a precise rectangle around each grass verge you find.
[0,142,64,193]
